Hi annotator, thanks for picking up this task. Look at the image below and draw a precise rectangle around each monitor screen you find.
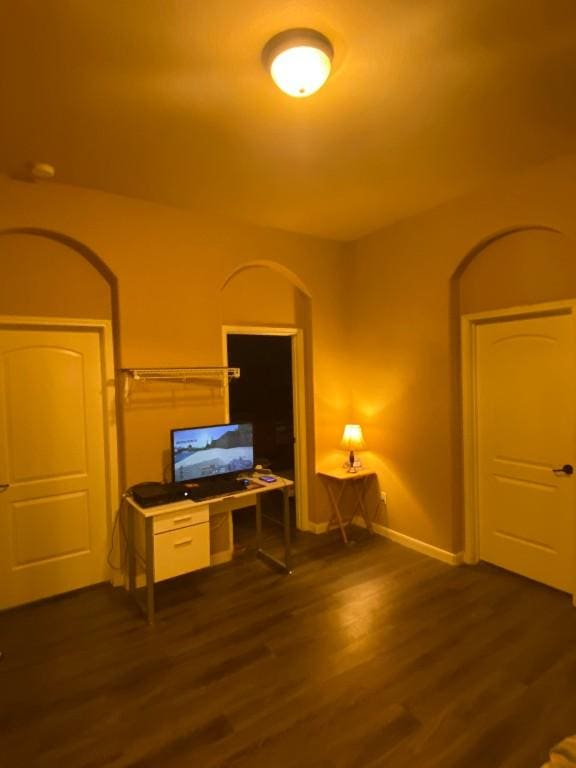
[171,422,254,483]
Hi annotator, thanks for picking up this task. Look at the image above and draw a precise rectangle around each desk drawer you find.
[153,504,209,534]
[154,523,210,582]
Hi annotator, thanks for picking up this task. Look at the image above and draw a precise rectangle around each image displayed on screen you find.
[172,423,254,482]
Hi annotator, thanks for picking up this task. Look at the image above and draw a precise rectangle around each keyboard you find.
[184,476,249,501]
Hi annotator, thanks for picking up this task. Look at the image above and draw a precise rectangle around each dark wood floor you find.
[2,521,576,768]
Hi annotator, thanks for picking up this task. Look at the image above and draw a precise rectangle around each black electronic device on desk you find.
[131,482,190,508]
[182,475,251,501]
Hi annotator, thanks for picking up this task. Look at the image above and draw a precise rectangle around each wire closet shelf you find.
[119,367,240,401]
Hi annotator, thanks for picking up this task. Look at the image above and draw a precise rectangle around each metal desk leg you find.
[127,501,136,593]
[282,487,292,572]
[145,517,155,624]
[256,488,293,574]
[255,494,263,550]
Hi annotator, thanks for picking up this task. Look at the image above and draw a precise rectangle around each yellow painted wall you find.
[0,232,112,319]
[222,266,298,327]
[6,151,576,553]
[459,228,576,315]
[351,153,576,552]
[0,176,350,523]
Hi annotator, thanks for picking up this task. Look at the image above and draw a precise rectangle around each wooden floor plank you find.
[1,527,576,767]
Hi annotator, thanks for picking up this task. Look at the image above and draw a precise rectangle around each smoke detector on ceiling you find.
[30,162,56,181]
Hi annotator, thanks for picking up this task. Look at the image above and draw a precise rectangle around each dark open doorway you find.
[227,333,297,554]
[227,334,294,476]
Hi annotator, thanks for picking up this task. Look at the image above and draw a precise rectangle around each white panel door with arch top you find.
[476,311,576,592]
[0,328,109,610]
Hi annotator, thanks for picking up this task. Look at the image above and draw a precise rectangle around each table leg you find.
[145,517,155,624]
[324,479,349,543]
[353,477,374,534]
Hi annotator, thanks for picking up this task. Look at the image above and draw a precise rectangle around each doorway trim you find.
[222,325,309,532]
[461,299,576,601]
[0,315,120,585]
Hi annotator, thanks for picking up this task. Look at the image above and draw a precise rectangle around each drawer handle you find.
[174,539,192,548]
[173,516,192,524]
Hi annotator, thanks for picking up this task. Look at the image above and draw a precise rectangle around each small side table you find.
[317,468,378,544]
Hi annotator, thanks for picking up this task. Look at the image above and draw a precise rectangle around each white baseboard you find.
[307,521,329,534]
[309,517,463,566]
[377,524,463,566]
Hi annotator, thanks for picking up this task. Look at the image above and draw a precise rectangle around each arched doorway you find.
[221,262,313,532]
[0,230,120,608]
[455,227,576,599]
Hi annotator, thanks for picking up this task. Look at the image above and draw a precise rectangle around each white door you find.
[476,312,575,592]
[0,328,109,609]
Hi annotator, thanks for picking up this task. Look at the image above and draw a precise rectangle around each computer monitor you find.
[171,422,254,483]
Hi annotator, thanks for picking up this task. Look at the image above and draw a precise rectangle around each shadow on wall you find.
[449,225,575,548]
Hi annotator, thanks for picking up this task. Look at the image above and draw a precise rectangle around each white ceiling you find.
[2,0,576,240]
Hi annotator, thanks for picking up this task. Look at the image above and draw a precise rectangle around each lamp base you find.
[344,450,362,473]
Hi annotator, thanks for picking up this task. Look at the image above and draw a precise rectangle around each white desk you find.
[125,474,293,623]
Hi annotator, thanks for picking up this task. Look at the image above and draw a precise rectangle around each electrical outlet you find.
[380,491,387,504]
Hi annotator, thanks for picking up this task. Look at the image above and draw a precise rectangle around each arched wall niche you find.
[449,224,576,547]
[221,262,311,328]
[0,226,125,594]
[221,259,312,301]
[0,227,117,320]
[0,227,124,491]
[454,225,574,315]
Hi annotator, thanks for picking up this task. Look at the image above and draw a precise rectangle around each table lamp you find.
[341,424,365,473]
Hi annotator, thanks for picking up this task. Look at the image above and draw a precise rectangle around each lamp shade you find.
[263,29,333,98]
[341,424,365,451]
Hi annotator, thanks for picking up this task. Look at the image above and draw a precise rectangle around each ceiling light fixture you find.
[263,28,334,98]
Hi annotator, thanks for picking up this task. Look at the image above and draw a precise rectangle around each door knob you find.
[552,464,574,475]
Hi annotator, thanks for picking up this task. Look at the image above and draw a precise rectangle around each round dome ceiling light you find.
[263,28,334,98]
